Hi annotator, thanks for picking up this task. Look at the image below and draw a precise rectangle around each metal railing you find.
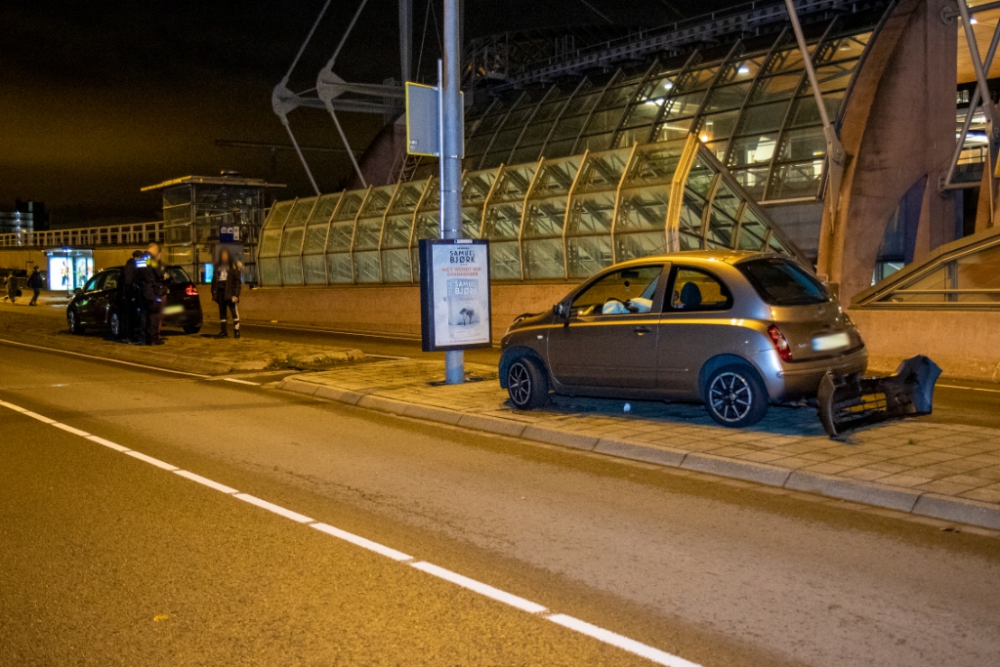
[0,222,163,249]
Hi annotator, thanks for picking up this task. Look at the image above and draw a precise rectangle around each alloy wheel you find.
[508,362,532,407]
[110,313,120,338]
[708,372,753,423]
[68,310,76,333]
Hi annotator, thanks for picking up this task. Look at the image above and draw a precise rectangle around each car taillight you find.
[767,324,793,362]
[185,285,199,297]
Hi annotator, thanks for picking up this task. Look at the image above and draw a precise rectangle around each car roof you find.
[614,250,790,269]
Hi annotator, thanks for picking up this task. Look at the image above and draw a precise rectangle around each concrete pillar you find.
[817,0,957,303]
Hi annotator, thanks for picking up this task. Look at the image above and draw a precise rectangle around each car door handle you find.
[633,326,652,336]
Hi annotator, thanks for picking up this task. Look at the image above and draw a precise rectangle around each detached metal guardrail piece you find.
[817,355,942,438]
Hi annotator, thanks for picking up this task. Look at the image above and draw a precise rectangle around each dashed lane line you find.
[0,400,703,667]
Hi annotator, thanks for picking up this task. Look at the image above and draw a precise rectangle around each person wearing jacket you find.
[211,249,242,339]
[136,243,167,345]
[27,267,44,306]
[119,250,144,342]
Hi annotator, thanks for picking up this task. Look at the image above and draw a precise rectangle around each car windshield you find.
[738,258,829,306]
[164,266,191,284]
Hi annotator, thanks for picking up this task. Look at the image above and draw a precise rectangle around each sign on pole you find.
[419,238,491,351]
[405,82,464,158]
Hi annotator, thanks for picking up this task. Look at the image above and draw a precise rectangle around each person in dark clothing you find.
[136,243,167,345]
[3,274,16,304]
[119,250,144,342]
[211,249,242,339]
[27,267,44,306]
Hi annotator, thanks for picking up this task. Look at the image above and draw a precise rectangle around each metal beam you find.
[782,3,844,209]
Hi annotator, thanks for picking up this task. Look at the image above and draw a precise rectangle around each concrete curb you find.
[278,377,1000,532]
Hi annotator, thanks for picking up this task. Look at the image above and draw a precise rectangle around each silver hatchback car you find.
[499,251,867,427]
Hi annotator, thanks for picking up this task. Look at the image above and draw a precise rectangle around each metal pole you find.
[441,0,464,385]
[399,0,412,83]
[280,116,322,195]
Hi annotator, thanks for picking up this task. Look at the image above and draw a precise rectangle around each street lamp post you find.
[440,0,464,385]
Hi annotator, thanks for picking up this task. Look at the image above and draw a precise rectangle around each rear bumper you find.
[163,304,202,329]
[752,346,869,402]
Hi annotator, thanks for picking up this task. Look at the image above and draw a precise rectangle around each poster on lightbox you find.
[419,239,492,351]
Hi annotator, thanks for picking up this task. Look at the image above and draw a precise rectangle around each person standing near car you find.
[27,266,44,306]
[3,273,18,304]
[119,250,144,342]
[137,243,167,345]
[211,249,241,339]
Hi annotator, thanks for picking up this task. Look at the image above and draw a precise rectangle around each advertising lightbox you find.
[419,239,491,351]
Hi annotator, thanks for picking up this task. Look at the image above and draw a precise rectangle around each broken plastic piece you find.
[817,355,942,438]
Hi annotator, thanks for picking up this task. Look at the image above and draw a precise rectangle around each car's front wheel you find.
[183,324,201,335]
[704,364,768,428]
[109,311,121,339]
[506,356,549,410]
[67,308,84,335]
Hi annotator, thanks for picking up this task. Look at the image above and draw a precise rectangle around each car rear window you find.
[164,266,192,284]
[738,258,829,306]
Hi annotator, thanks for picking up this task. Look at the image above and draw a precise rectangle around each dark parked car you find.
[499,251,867,427]
[66,265,203,337]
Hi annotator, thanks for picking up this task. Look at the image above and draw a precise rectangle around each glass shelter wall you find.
[454,20,873,205]
[259,135,804,286]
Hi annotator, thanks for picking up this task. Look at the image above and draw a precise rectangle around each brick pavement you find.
[278,359,1000,530]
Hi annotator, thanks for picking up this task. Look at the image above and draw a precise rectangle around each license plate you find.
[163,305,184,316]
[812,332,850,352]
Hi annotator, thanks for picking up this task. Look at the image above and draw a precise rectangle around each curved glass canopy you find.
[259,134,805,286]
[412,19,873,204]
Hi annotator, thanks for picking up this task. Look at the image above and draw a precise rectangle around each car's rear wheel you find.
[506,356,549,410]
[109,312,121,339]
[67,308,84,335]
[183,324,201,334]
[705,364,768,428]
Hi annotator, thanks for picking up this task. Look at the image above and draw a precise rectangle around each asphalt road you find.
[2,343,999,667]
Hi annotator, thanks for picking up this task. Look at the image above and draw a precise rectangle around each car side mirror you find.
[553,302,568,318]
[73,288,82,295]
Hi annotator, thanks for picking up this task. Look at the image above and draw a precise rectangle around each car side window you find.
[83,275,101,293]
[102,270,120,291]
[570,265,663,317]
[667,267,732,312]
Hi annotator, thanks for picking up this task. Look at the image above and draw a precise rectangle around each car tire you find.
[109,311,121,339]
[704,363,768,428]
[183,324,201,335]
[67,308,84,335]
[506,356,549,410]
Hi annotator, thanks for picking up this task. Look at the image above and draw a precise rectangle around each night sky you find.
[2,0,725,226]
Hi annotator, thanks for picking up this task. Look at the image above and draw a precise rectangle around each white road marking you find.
[174,470,239,494]
[223,378,260,386]
[85,435,131,452]
[547,614,701,667]
[52,423,91,437]
[0,337,211,379]
[366,354,411,360]
[410,561,548,614]
[124,450,179,471]
[22,411,56,424]
[311,522,413,562]
[235,493,314,523]
[937,383,1000,394]
[0,400,704,667]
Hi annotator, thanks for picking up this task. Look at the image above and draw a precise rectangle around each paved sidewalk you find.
[0,306,364,374]
[278,360,1000,531]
